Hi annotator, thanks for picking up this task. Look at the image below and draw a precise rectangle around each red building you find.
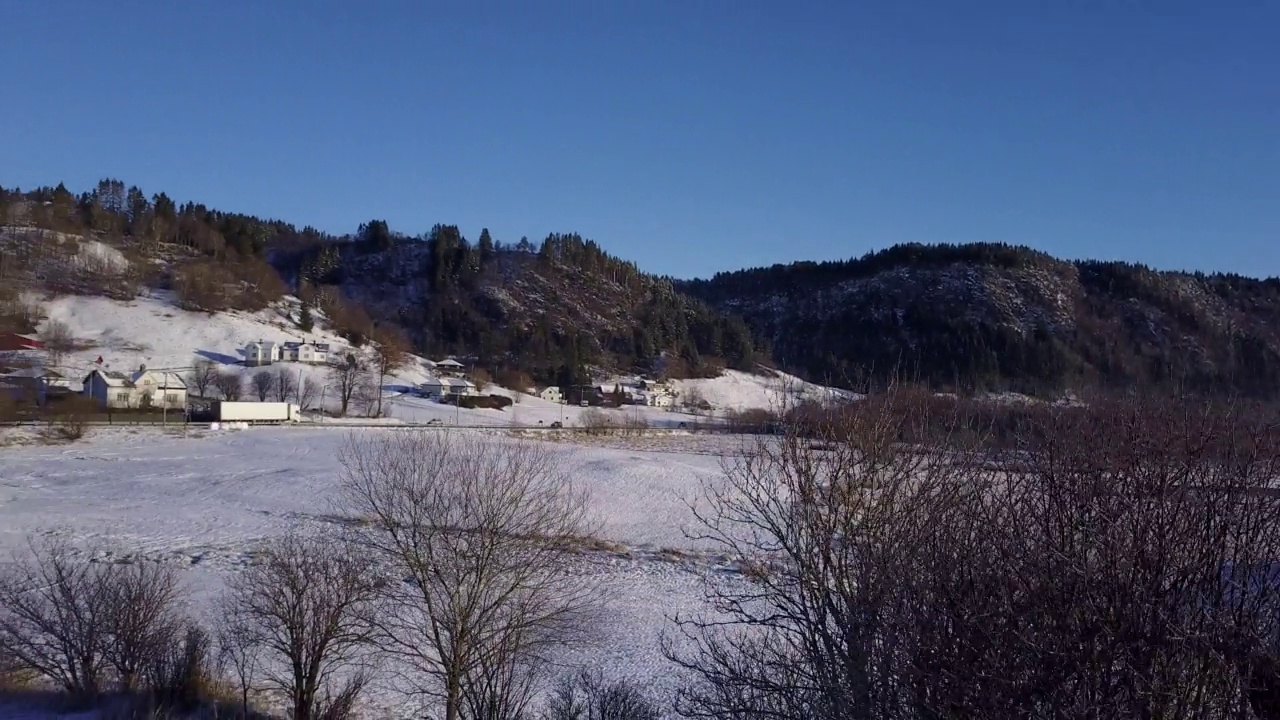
[0,333,43,351]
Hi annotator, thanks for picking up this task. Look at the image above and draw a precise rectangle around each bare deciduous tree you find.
[371,325,409,417]
[222,533,380,720]
[274,367,299,403]
[0,538,114,703]
[543,669,661,720]
[251,370,277,402]
[41,319,74,367]
[328,353,368,417]
[296,376,322,411]
[186,358,219,400]
[338,432,597,720]
[353,375,380,418]
[0,539,189,706]
[102,561,183,692]
[213,371,245,401]
[219,622,260,717]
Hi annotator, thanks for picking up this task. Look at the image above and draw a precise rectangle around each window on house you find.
[116,393,129,402]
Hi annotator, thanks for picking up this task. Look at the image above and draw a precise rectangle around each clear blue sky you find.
[2,1,1276,279]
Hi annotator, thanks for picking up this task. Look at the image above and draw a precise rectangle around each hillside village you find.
[0,298,707,426]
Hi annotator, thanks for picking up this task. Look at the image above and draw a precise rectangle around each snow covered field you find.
[0,425,754,716]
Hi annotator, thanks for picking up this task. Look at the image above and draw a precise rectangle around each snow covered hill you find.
[20,292,839,426]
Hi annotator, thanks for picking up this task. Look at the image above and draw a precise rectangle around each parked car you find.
[425,418,444,426]
[550,421,563,429]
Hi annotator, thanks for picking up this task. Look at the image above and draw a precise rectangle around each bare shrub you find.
[670,390,1280,720]
[619,409,649,437]
[222,533,380,720]
[0,538,113,703]
[213,371,245,401]
[496,369,533,398]
[251,370,276,402]
[297,376,322,411]
[42,413,88,443]
[323,297,375,347]
[174,259,288,314]
[218,623,260,717]
[41,319,74,367]
[338,432,598,720]
[0,540,189,706]
[543,669,661,720]
[186,358,219,400]
[470,368,491,392]
[724,407,778,435]
[274,367,299,403]
[0,291,44,334]
[353,375,380,418]
[577,408,616,436]
[142,624,215,716]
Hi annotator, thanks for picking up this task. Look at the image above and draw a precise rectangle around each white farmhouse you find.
[83,368,187,409]
[418,377,477,401]
[281,340,330,364]
[536,386,563,403]
[244,340,280,366]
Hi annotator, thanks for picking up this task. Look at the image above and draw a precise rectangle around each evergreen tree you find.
[298,303,314,332]
[358,220,393,251]
[478,227,495,263]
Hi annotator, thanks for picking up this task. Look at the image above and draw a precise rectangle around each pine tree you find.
[478,228,495,263]
[298,303,314,332]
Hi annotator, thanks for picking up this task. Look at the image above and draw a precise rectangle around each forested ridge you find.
[681,242,1280,399]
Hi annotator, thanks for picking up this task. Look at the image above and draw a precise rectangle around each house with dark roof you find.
[281,340,330,364]
[83,368,187,409]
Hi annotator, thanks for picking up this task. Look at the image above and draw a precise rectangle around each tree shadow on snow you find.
[195,349,243,366]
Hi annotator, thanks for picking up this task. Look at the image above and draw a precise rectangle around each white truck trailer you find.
[213,401,303,424]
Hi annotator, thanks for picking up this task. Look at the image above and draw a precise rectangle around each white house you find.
[536,386,562,403]
[281,341,330,364]
[245,340,280,366]
[646,392,674,409]
[418,377,477,401]
[434,358,465,376]
[83,368,187,409]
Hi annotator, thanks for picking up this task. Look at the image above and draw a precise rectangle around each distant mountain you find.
[680,243,1280,399]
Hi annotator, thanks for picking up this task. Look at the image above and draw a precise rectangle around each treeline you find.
[679,241,1058,298]
[683,241,1280,400]
[284,224,762,385]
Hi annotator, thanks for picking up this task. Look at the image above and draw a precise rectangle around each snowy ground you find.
[0,426,755,717]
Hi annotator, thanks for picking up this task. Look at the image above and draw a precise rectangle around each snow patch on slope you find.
[670,369,855,412]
